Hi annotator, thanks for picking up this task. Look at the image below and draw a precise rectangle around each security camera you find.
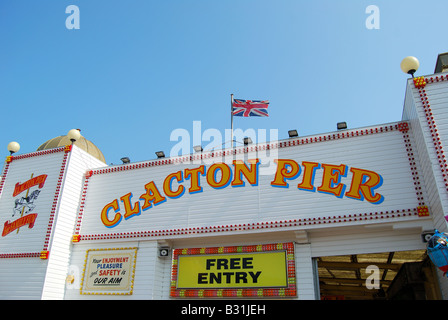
[421,230,435,243]
[158,247,171,258]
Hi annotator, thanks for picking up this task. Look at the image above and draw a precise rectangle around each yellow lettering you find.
[297,161,320,191]
[120,192,141,220]
[139,181,166,210]
[317,164,347,198]
[101,199,121,228]
[270,159,300,188]
[231,159,259,187]
[163,171,185,198]
[184,165,205,194]
[207,163,232,189]
[345,167,384,204]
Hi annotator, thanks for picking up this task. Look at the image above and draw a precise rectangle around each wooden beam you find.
[320,282,389,301]
[320,284,372,292]
[382,252,395,281]
[319,277,392,286]
[318,261,401,270]
[321,291,374,300]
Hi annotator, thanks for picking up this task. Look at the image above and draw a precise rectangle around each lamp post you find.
[400,56,420,78]
[7,141,20,155]
[67,129,81,144]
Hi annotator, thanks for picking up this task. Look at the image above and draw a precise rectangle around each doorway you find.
[316,249,441,300]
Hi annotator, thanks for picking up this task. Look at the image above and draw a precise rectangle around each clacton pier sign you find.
[100,159,384,229]
[73,121,426,246]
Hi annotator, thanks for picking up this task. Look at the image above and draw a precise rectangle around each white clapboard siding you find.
[0,150,65,255]
[417,77,448,229]
[41,146,106,299]
[65,227,431,299]
[65,124,435,300]
[406,86,445,227]
[309,225,426,258]
[77,123,426,239]
[402,72,448,300]
[0,149,67,299]
[5,71,448,300]
[295,243,316,300]
[64,240,160,300]
[0,146,105,300]
[0,258,48,299]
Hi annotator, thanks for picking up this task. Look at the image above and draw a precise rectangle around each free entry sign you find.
[171,242,296,298]
[177,251,287,288]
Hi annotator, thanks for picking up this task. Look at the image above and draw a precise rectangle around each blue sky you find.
[0,0,446,165]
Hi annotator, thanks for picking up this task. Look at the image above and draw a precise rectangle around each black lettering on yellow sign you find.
[198,271,261,284]
[197,257,262,285]
[206,257,253,270]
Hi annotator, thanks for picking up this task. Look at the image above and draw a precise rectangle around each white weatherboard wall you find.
[0,150,66,256]
[402,72,448,299]
[64,241,161,299]
[295,243,316,300]
[76,122,427,239]
[41,146,106,299]
[65,121,433,299]
[0,146,105,299]
[0,148,66,299]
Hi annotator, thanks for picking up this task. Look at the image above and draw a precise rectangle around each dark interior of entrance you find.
[317,250,442,300]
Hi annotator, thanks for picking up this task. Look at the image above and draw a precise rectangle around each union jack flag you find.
[232,99,269,117]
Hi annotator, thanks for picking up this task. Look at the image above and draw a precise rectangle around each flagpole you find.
[230,93,234,149]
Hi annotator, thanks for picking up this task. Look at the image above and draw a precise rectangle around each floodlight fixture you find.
[337,122,347,130]
[288,130,299,138]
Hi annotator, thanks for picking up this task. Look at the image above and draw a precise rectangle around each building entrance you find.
[317,249,441,300]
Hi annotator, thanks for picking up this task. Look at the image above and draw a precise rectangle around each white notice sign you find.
[81,247,137,295]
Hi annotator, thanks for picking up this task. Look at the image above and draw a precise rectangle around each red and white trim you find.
[414,75,448,193]
[75,208,421,242]
[0,146,71,259]
[80,124,405,176]
[73,123,429,243]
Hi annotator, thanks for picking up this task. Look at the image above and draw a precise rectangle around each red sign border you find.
[0,147,71,259]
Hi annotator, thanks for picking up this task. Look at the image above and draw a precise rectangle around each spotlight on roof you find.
[288,130,299,138]
[193,145,203,153]
[120,157,130,164]
[337,122,347,130]
[435,52,448,73]
[243,137,253,145]
[155,151,165,158]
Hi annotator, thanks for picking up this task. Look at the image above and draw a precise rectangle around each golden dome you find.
[37,134,106,163]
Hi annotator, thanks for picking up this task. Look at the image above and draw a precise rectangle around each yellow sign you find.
[177,251,287,289]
